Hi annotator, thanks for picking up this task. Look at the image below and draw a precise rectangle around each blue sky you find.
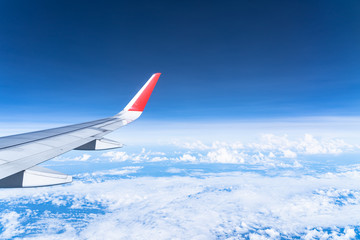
[0,0,359,122]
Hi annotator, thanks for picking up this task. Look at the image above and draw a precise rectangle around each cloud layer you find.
[86,134,355,167]
[1,166,360,239]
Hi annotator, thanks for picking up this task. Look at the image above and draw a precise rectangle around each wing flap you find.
[0,166,72,188]
[0,143,53,161]
[75,138,123,150]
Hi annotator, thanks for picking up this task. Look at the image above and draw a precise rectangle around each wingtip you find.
[153,73,162,77]
[123,73,161,112]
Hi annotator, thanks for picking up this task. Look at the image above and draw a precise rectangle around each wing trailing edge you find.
[75,138,123,150]
[0,166,72,188]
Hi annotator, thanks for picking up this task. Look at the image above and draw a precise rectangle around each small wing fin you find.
[115,73,161,123]
[123,73,161,112]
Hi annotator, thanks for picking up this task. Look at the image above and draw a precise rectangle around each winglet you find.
[123,73,161,112]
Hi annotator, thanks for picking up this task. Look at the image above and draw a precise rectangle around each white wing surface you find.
[0,73,161,187]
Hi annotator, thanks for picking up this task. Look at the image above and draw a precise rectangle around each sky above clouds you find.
[0,0,359,121]
[1,1,360,239]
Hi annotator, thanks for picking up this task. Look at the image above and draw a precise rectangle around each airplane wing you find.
[0,73,161,188]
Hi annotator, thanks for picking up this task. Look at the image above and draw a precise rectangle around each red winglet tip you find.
[127,73,161,112]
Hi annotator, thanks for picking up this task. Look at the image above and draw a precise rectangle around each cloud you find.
[101,151,130,162]
[178,154,197,162]
[296,134,352,155]
[150,156,169,162]
[166,168,184,174]
[85,167,142,177]
[0,211,23,239]
[74,154,91,161]
[206,148,245,164]
[303,227,356,240]
[282,149,297,158]
[100,149,169,163]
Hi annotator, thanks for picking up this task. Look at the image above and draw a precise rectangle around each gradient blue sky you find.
[0,0,359,122]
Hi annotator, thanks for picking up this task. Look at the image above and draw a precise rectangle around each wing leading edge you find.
[0,73,161,187]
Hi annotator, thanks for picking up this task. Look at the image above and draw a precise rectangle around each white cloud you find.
[282,149,297,158]
[303,227,356,240]
[150,156,169,162]
[178,154,197,162]
[86,167,142,177]
[74,154,91,161]
[101,151,130,162]
[0,211,23,239]
[206,148,245,164]
[265,228,280,238]
[296,134,352,155]
[166,168,184,174]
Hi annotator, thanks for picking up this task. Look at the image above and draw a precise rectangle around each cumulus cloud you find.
[206,148,245,164]
[74,154,91,161]
[296,134,352,154]
[0,211,23,239]
[101,151,130,162]
[303,227,356,240]
[100,149,169,163]
[178,154,197,162]
[166,168,184,174]
[282,149,297,158]
[150,156,169,162]
[84,166,142,177]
